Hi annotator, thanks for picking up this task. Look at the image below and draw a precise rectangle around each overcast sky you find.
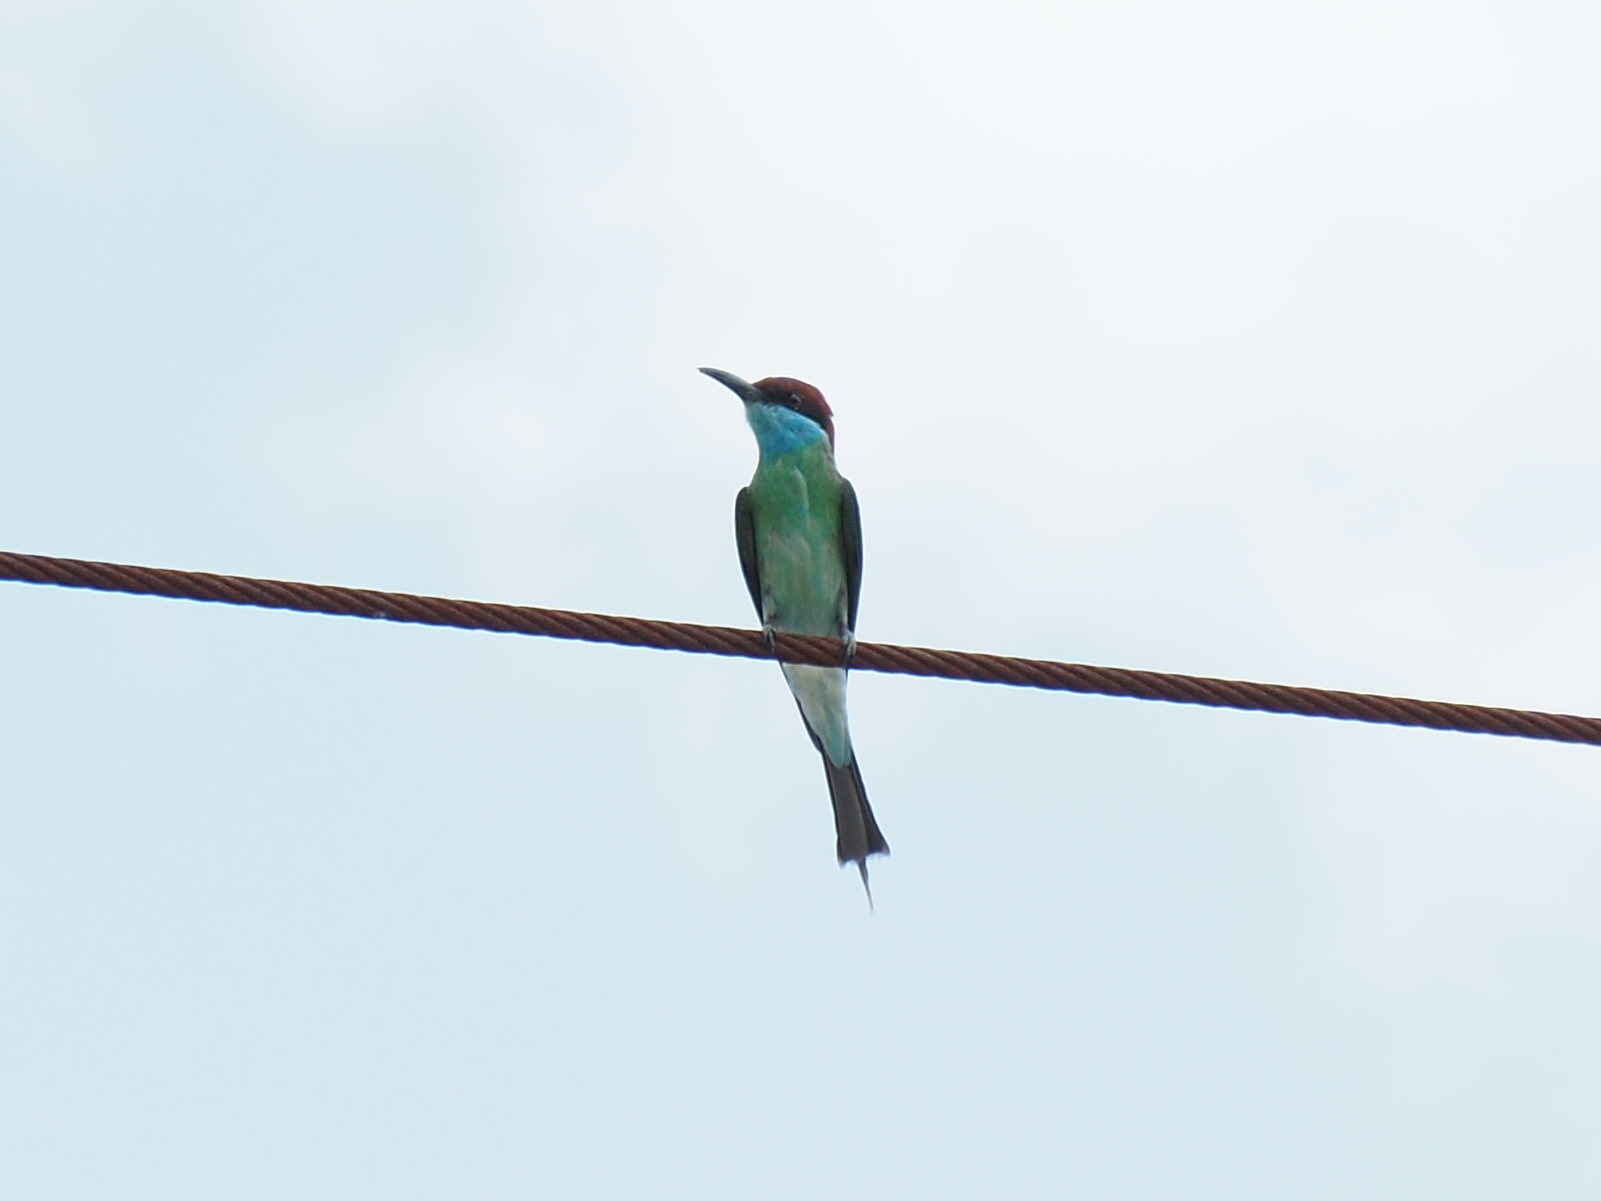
[3,1,1601,1196]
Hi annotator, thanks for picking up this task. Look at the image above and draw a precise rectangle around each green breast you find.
[747,442,847,638]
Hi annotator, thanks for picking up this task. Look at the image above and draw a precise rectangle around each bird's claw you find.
[841,630,857,667]
[761,623,778,654]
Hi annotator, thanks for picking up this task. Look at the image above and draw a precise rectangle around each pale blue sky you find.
[3,1,1601,1196]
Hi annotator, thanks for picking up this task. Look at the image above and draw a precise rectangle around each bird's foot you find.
[841,629,857,667]
[761,622,777,654]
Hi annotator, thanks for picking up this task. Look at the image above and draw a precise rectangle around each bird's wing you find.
[734,486,763,620]
[840,477,863,634]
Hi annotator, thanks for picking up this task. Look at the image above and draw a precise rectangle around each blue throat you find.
[745,402,827,460]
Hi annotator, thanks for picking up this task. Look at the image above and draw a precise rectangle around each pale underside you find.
[743,413,855,768]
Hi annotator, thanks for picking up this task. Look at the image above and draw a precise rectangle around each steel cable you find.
[3,548,1599,746]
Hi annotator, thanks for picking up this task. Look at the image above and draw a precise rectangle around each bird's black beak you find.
[699,367,761,405]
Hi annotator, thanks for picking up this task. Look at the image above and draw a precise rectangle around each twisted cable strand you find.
[3,548,1599,746]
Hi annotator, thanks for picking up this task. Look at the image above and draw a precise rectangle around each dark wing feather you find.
[840,477,863,634]
[734,486,763,620]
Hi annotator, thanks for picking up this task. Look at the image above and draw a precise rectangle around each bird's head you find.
[700,367,836,457]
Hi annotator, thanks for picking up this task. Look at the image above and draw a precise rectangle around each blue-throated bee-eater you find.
[701,367,889,895]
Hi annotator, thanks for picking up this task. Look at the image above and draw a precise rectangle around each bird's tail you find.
[822,752,889,897]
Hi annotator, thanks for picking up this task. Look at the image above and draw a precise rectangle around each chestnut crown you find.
[752,376,834,446]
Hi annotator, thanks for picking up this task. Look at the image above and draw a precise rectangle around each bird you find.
[700,367,889,897]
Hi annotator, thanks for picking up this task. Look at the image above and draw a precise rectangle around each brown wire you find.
[3,548,1598,746]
